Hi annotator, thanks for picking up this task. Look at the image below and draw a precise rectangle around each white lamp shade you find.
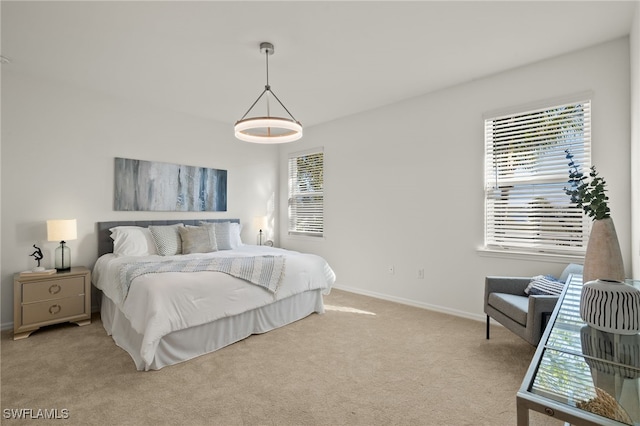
[47,219,77,241]
[253,216,268,231]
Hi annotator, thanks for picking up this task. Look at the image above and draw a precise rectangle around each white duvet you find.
[93,245,336,367]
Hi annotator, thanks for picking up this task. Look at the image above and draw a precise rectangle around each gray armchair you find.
[484,263,583,346]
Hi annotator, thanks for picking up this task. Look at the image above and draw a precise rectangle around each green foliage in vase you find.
[564,150,610,221]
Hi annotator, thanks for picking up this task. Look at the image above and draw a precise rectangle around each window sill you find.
[477,247,584,264]
[285,233,325,242]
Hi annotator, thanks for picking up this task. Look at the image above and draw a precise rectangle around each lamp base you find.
[55,242,71,271]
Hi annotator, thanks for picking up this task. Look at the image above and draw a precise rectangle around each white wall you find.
[631,3,640,279]
[1,71,279,327]
[2,37,634,329]
[280,38,632,320]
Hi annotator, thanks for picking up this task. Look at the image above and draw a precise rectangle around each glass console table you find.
[517,274,640,425]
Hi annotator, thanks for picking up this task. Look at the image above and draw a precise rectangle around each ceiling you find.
[2,1,637,129]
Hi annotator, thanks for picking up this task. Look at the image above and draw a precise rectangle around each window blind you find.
[288,149,324,237]
[484,100,591,255]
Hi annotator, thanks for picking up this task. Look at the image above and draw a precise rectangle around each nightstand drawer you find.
[22,276,85,303]
[22,295,85,325]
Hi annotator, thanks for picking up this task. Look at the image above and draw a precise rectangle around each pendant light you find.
[234,42,302,144]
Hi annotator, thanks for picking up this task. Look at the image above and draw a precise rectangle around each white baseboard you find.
[3,290,487,332]
[332,284,486,323]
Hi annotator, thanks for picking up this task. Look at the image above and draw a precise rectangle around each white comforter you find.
[93,245,336,366]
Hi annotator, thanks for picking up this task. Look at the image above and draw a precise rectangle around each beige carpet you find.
[1,289,561,425]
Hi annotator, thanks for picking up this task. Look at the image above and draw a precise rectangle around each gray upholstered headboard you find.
[97,219,240,257]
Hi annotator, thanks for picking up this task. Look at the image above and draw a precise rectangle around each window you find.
[288,148,324,237]
[484,99,591,256]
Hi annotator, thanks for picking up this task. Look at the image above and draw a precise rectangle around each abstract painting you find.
[114,157,227,211]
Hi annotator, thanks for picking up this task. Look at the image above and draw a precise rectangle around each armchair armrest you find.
[527,294,561,343]
[528,294,560,316]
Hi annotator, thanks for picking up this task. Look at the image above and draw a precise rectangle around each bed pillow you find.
[178,226,218,254]
[200,221,242,250]
[214,222,232,250]
[229,222,243,248]
[524,275,565,296]
[149,224,184,256]
[110,226,158,257]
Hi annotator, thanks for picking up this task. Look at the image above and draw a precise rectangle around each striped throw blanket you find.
[119,256,285,300]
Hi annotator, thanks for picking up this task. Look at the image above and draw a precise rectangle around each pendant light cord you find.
[265,49,271,118]
[265,48,270,89]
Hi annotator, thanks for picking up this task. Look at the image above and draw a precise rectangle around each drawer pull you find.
[48,284,61,295]
[49,304,61,315]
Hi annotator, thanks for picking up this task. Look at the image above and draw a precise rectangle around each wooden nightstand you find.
[13,266,91,340]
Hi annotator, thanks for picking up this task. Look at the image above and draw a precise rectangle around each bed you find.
[93,219,336,370]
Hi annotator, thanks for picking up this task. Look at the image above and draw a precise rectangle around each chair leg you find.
[486,315,490,339]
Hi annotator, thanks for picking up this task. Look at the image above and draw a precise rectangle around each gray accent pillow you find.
[149,224,184,256]
[214,222,232,250]
[178,226,218,254]
[200,221,236,250]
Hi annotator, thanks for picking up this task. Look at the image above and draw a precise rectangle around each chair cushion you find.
[488,293,528,326]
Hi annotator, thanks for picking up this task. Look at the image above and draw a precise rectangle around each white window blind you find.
[288,149,324,237]
[484,100,591,255]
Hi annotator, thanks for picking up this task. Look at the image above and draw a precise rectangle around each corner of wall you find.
[631,2,640,278]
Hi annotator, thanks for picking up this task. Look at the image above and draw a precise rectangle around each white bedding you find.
[93,245,336,368]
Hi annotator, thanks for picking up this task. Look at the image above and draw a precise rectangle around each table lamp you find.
[254,216,267,245]
[47,219,77,271]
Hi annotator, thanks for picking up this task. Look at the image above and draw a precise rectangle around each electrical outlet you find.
[388,265,395,274]
[417,269,425,279]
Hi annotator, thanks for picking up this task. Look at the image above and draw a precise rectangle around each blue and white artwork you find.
[114,157,227,211]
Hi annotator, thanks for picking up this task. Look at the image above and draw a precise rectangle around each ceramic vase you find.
[583,217,625,283]
[580,279,640,335]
